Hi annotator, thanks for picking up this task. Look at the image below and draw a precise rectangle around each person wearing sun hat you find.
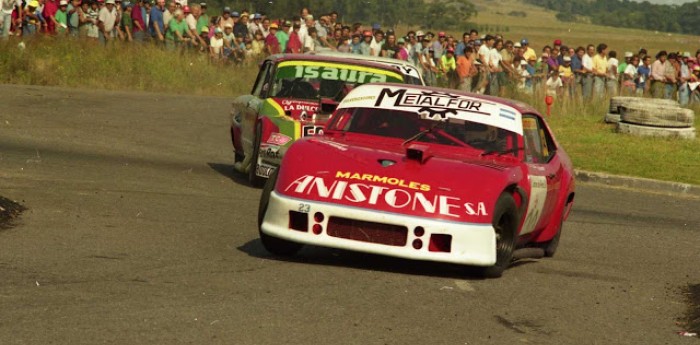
[264,22,280,54]
[54,0,69,34]
[97,0,117,43]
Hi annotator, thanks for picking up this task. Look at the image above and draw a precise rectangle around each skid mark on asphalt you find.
[535,268,626,283]
[494,315,552,335]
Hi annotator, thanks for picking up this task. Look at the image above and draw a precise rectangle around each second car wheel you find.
[248,121,267,188]
[258,169,303,256]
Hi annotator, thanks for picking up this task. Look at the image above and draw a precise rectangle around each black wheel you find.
[231,127,244,164]
[248,122,266,188]
[478,193,518,278]
[258,169,303,256]
[539,214,563,257]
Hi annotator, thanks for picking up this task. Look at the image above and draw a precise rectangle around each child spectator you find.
[545,70,563,99]
[209,26,223,60]
[119,2,132,40]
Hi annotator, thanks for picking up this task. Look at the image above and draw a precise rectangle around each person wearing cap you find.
[432,31,445,63]
[369,29,383,57]
[358,29,371,56]
[545,69,563,99]
[440,47,457,88]
[618,51,633,75]
[521,38,536,62]
[558,56,574,97]
[54,0,69,34]
[394,37,408,60]
[217,6,232,30]
[275,20,290,52]
[97,0,117,42]
[678,52,691,105]
[246,12,259,39]
[119,1,133,40]
[553,39,561,50]
[233,11,247,39]
[410,30,424,67]
[195,2,208,39]
[264,22,279,54]
[221,22,234,57]
[208,25,223,60]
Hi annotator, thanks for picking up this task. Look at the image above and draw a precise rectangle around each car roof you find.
[264,54,405,74]
[337,83,543,135]
[309,51,424,81]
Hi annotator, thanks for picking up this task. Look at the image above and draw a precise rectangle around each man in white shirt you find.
[606,50,619,96]
[298,14,313,49]
[581,44,595,99]
[97,0,117,43]
[1,0,22,38]
[488,39,504,96]
[369,30,384,57]
[478,35,493,94]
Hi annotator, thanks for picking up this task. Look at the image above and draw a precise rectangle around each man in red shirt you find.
[264,22,280,55]
[42,0,59,33]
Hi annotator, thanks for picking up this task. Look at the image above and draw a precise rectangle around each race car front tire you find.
[477,192,518,278]
[258,169,303,256]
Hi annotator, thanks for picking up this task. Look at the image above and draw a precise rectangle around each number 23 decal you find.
[298,203,310,213]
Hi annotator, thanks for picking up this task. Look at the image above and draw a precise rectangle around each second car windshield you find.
[270,62,404,101]
[328,108,518,155]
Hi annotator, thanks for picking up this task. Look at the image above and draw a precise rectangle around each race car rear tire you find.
[477,193,518,278]
[258,170,303,257]
[248,122,267,188]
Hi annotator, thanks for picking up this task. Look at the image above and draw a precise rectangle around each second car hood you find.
[276,136,525,223]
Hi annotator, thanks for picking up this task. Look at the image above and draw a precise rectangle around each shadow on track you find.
[237,238,536,280]
[207,162,255,188]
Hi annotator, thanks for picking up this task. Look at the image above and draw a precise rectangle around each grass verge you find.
[0,37,258,97]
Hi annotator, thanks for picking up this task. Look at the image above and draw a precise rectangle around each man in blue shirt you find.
[570,46,584,97]
[149,0,164,43]
[637,55,651,96]
[455,32,468,57]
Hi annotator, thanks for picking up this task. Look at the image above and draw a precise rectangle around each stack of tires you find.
[606,97,696,140]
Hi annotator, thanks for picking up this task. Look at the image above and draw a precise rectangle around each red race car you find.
[258,84,576,277]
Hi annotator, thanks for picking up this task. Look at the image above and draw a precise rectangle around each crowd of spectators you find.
[1,1,699,105]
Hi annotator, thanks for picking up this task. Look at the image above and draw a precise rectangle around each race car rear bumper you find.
[261,191,497,266]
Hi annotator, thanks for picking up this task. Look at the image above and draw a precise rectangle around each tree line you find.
[524,0,700,35]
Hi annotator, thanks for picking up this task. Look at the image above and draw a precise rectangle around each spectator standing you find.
[97,0,117,43]
[315,15,332,49]
[606,50,619,96]
[66,0,81,37]
[369,29,383,57]
[285,23,302,53]
[545,70,563,99]
[217,6,232,30]
[1,0,21,38]
[258,17,269,38]
[521,38,536,62]
[664,52,679,100]
[478,35,493,94]
[164,9,191,50]
[264,22,279,55]
[85,0,99,39]
[649,51,668,98]
[411,31,424,70]
[232,12,247,39]
[358,30,371,55]
[489,39,504,96]
[440,47,457,88]
[120,2,132,40]
[350,34,361,54]
[130,0,146,41]
[455,32,468,57]
[571,47,584,96]
[637,55,651,96]
[221,22,234,57]
[77,0,91,37]
[55,0,68,34]
[380,33,397,58]
[558,56,574,97]
[303,26,316,52]
[591,43,608,97]
[433,32,445,63]
[679,52,691,106]
[500,40,515,81]
[149,0,164,43]
[42,0,58,33]
[456,46,477,92]
[621,55,639,96]
[247,12,259,39]
[275,20,290,52]
[395,37,408,60]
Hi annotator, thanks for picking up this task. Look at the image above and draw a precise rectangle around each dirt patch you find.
[0,196,26,230]
[680,284,700,336]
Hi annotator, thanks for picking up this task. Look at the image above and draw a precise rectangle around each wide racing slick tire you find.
[477,193,518,278]
[620,106,695,128]
[258,169,303,257]
[609,96,679,114]
[604,113,621,123]
[248,121,267,188]
[616,121,696,139]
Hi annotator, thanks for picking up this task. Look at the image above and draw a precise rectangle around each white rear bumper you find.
[261,191,497,266]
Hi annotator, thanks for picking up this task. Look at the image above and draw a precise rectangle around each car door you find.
[519,114,562,235]
[240,60,274,159]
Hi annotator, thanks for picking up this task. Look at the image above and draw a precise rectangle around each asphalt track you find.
[1,84,699,344]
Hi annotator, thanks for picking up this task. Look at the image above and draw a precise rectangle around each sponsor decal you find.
[342,95,376,104]
[335,171,430,192]
[255,164,275,178]
[280,99,319,113]
[499,108,517,121]
[261,146,282,159]
[285,173,487,218]
[266,132,292,146]
[276,61,404,83]
[374,88,488,119]
[302,125,325,137]
[520,175,548,235]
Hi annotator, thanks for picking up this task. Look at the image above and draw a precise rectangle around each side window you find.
[252,61,273,97]
[522,115,557,163]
